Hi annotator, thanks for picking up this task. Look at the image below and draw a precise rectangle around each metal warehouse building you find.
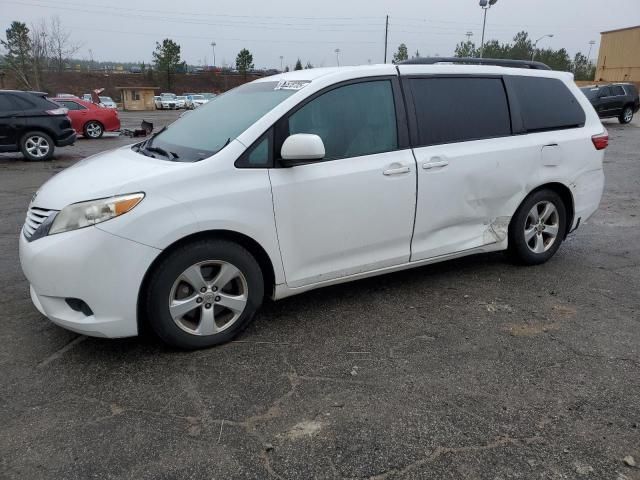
[595,25,640,82]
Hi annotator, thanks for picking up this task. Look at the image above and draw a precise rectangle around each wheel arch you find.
[514,182,575,239]
[20,127,56,145]
[137,229,276,333]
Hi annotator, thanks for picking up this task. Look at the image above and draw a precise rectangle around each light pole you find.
[587,40,596,63]
[532,34,554,61]
[279,55,284,71]
[465,31,473,42]
[479,0,498,59]
[211,42,216,68]
[335,48,341,66]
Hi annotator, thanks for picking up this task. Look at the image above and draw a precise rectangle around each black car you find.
[580,83,639,124]
[0,90,76,161]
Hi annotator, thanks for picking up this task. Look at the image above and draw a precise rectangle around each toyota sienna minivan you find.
[19,58,607,349]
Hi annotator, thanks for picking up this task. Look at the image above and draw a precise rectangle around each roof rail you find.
[398,57,552,70]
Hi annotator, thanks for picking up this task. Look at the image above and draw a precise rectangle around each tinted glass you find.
[598,86,612,97]
[611,85,625,96]
[511,76,585,132]
[147,81,297,162]
[410,77,511,146]
[287,80,397,160]
[0,95,14,111]
[9,95,35,110]
[580,87,598,100]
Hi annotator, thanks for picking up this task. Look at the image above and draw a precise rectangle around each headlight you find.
[49,193,144,235]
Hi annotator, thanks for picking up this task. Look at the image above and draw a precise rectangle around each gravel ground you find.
[0,110,639,479]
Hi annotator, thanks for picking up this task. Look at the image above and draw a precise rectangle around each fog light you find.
[65,298,93,317]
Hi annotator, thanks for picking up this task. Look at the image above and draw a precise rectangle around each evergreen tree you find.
[152,39,181,89]
[1,21,33,89]
[392,43,408,63]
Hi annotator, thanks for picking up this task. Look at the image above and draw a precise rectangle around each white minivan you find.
[19,59,607,349]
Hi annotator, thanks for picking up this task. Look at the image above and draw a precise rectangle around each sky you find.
[1,0,639,69]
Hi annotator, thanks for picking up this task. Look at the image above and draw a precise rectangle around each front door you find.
[269,78,416,288]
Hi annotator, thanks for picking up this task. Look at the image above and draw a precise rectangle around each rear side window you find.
[611,85,625,96]
[0,95,14,111]
[10,95,36,110]
[510,76,585,132]
[409,77,511,146]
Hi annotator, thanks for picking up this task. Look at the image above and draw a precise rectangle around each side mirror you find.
[280,134,325,166]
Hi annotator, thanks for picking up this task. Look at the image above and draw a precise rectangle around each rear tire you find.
[83,121,104,139]
[146,239,264,349]
[619,106,633,124]
[508,189,567,265]
[20,131,54,161]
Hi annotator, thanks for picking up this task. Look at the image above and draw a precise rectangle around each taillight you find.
[46,107,68,115]
[592,131,609,150]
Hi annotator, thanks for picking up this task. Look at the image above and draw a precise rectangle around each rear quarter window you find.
[409,77,511,146]
[510,76,585,133]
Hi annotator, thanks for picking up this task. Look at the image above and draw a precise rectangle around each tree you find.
[153,38,181,89]
[509,31,533,60]
[572,52,593,81]
[305,61,313,69]
[235,48,254,76]
[392,43,408,63]
[294,58,303,70]
[454,40,477,58]
[1,21,33,89]
[284,66,290,72]
[48,16,81,72]
[30,20,49,90]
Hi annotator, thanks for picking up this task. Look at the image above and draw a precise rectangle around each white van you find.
[19,59,607,349]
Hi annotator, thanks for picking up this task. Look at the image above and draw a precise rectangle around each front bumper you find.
[19,225,161,338]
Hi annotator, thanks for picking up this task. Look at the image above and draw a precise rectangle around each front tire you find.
[146,239,264,349]
[619,106,634,124]
[508,189,567,265]
[83,121,104,139]
[20,131,54,161]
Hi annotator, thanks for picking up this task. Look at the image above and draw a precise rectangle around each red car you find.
[52,97,120,139]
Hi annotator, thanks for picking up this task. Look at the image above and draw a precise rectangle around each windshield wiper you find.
[144,145,179,160]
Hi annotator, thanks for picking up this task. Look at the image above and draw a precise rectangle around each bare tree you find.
[48,15,81,72]
[30,20,49,90]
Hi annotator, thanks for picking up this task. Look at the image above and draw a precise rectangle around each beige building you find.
[117,86,158,111]
[595,25,640,82]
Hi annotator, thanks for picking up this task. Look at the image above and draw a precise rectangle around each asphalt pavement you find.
[1,110,639,479]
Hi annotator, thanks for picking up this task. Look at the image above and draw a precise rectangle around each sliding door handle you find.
[383,166,411,176]
[422,160,449,170]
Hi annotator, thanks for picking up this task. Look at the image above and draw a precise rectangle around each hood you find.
[32,145,185,210]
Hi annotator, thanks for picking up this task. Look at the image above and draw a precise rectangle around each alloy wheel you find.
[624,108,633,123]
[86,122,103,138]
[524,201,560,254]
[169,260,248,336]
[24,136,50,158]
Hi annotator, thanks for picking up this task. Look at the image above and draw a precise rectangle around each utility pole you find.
[335,48,341,66]
[384,15,389,63]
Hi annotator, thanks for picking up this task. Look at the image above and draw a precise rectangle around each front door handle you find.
[422,160,449,170]
[383,165,411,176]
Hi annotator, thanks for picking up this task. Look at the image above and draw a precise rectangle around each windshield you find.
[135,81,299,162]
[192,95,205,100]
[100,96,113,102]
[161,94,176,100]
[580,88,598,99]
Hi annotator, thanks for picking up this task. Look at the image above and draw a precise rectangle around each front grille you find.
[23,207,56,239]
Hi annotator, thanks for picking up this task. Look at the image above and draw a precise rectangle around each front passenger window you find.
[286,80,398,160]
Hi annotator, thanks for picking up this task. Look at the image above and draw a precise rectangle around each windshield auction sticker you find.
[274,80,311,91]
